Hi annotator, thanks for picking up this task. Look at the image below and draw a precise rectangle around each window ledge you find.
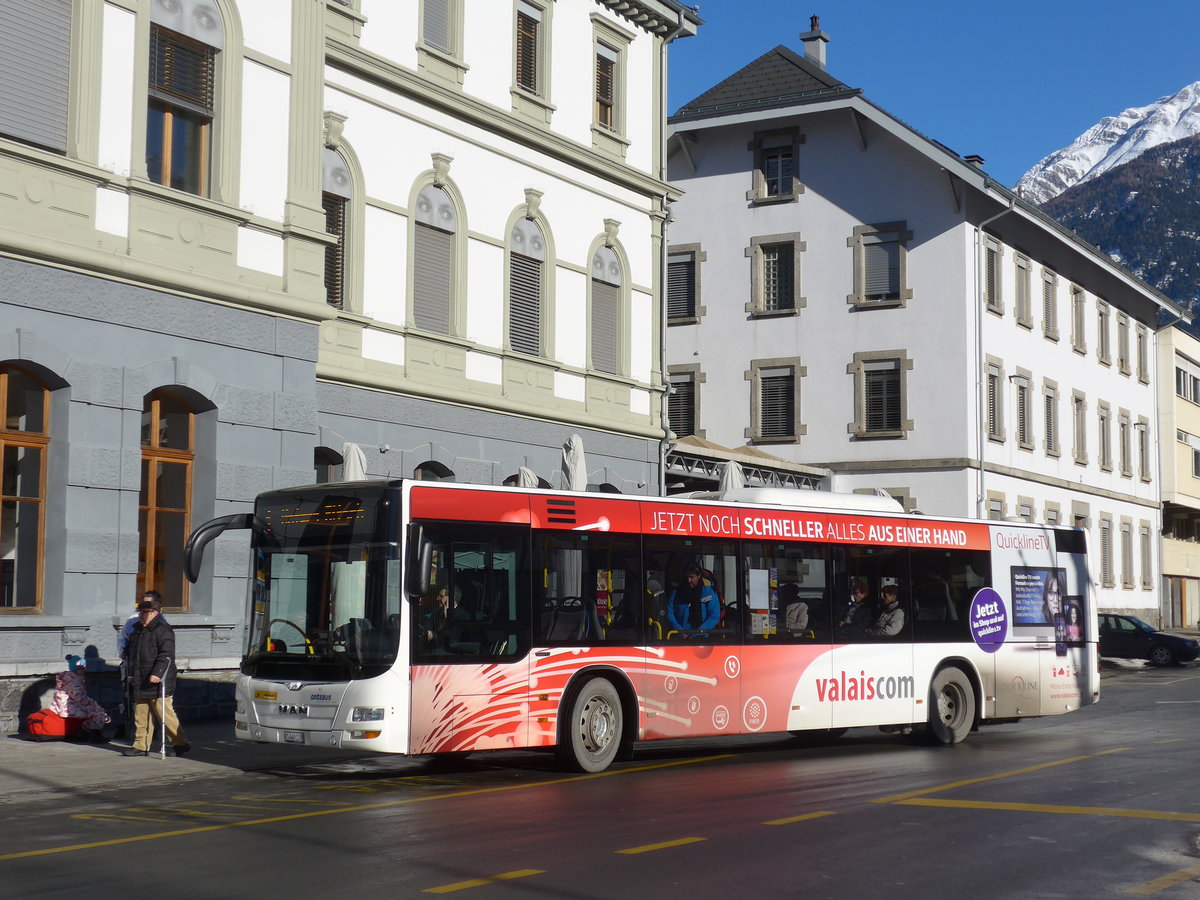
[852,430,905,440]
[511,87,556,125]
[745,191,800,206]
[848,296,907,310]
[667,316,700,326]
[749,307,799,319]
[591,124,629,158]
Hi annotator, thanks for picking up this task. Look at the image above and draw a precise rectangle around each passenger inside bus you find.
[865,583,905,637]
[666,565,721,636]
[780,582,812,636]
[837,579,874,635]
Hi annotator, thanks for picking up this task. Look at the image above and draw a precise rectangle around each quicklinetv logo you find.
[815,670,916,702]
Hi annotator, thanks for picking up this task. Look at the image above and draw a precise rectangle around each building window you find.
[1071,286,1086,353]
[590,245,623,376]
[1016,499,1035,522]
[0,0,71,153]
[412,184,457,335]
[1117,314,1130,375]
[667,246,704,322]
[1045,504,1061,526]
[139,389,196,609]
[0,365,49,610]
[147,19,221,196]
[848,223,913,308]
[1015,374,1033,450]
[515,2,541,93]
[1098,402,1112,472]
[1014,255,1032,327]
[984,239,1002,314]
[986,362,1004,442]
[1137,418,1150,481]
[323,148,351,310]
[1042,270,1059,340]
[1136,325,1149,383]
[986,493,1005,521]
[849,352,911,439]
[747,129,803,204]
[1118,411,1131,477]
[1140,523,1152,589]
[314,447,341,483]
[1120,521,1134,589]
[1043,381,1060,457]
[747,234,804,316]
[419,0,466,84]
[1096,301,1110,365]
[508,217,546,355]
[1072,391,1087,465]
[1099,516,1113,588]
[1193,446,1200,479]
[511,0,554,121]
[747,359,804,443]
[595,43,616,129]
[668,367,701,439]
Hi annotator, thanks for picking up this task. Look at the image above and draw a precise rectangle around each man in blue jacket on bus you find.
[666,566,721,635]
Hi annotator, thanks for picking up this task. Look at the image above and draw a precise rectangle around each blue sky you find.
[667,0,1200,187]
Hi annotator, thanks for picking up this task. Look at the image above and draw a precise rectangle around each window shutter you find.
[424,0,451,53]
[863,239,899,299]
[595,45,615,129]
[759,368,794,438]
[1042,278,1055,329]
[413,223,452,334]
[323,194,347,310]
[986,370,999,436]
[1044,392,1055,447]
[149,26,215,114]
[1017,384,1029,444]
[667,253,696,318]
[591,280,619,375]
[864,361,900,432]
[0,0,71,152]
[509,252,541,354]
[668,376,695,437]
[985,246,998,307]
[516,7,539,93]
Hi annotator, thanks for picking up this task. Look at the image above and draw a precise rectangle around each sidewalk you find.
[0,718,380,804]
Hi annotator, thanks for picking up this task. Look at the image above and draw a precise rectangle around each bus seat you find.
[547,597,586,640]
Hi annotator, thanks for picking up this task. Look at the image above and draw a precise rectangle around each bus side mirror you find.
[406,523,431,601]
[184,513,257,583]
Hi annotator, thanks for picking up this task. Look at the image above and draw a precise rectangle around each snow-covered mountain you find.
[1014,81,1200,204]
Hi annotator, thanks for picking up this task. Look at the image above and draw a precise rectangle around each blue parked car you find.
[1099,614,1200,666]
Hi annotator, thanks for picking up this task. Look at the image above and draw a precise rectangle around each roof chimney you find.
[800,15,830,69]
[964,154,985,168]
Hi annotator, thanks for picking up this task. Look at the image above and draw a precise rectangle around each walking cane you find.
[159,658,171,760]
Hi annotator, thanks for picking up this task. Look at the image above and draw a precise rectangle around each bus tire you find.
[558,677,622,773]
[928,667,974,745]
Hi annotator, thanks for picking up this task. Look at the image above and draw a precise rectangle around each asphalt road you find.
[2,661,1198,899]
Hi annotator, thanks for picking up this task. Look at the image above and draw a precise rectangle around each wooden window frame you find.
[0,366,50,612]
[139,390,195,611]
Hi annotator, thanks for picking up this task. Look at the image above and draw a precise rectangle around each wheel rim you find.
[1151,646,1171,665]
[580,695,615,754]
[937,682,966,727]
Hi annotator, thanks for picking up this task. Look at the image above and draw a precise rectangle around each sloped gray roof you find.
[671,44,860,122]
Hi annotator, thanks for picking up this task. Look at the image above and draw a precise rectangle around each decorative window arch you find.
[0,363,52,610]
[588,234,627,376]
[410,170,466,336]
[506,196,553,357]
[414,460,454,481]
[314,446,343,483]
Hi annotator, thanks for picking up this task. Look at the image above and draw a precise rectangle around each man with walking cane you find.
[121,591,191,758]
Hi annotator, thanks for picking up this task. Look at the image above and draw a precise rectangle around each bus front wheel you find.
[928,667,974,744]
[558,678,622,773]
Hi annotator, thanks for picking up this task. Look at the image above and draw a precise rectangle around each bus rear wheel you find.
[928,667,974,744]
[559,677,622,773]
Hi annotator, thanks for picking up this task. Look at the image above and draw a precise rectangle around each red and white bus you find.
[185,480,1098,772]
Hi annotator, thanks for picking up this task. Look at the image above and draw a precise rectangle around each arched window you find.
[590,246,622,375]
[414,460,454,482]
[413,184,457,334]
[139,388,197,607]
[323,148,352,309]
[1,365,50,610]
[508,218,546,355]
[314,446,343,483]
[146,0,226,196]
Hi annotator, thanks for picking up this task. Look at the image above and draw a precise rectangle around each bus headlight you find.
[236,700,246,715]
[352,707,385,722]
[350,730,382,739]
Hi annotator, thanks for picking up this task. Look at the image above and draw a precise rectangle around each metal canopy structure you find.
[664,437,830,494]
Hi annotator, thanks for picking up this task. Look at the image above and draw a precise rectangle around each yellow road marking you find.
[874,748,1131,803]
[616,837,706,855]
[1154,738,1185,744]
[895,798,1200,822]
[764,811,835,826]
[424,869,544,894]
[1124,861,1200,895]
[0,754,732,863]
[70,814,173,824]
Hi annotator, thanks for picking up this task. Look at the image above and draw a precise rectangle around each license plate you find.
[284,731,305,744]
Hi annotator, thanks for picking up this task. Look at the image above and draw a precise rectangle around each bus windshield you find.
[243,487,402,679]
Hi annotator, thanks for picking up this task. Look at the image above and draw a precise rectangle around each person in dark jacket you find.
[121,591,190,757]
